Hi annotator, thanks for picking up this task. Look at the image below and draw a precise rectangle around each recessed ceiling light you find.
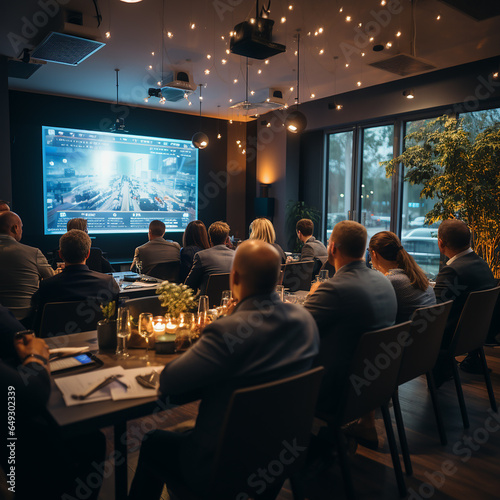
[319,49,324,55]
[190,23,196,29]
[357,81,362,86]
[281,17,286,23]
[105,32,111,38]
[204,69,210,75]
[233,79,238,83]
[167,32,173,38]
[221,59,227,64]
[310,93,315,98]
[265,59,269,64]
[318,27,323,33]
[257,69,262,74]
[436,14,441,20]
[396,31,402,37]
[288,5,293,10]
[207,54,211,59]
[346,16,351,22]
[403,89,415,99]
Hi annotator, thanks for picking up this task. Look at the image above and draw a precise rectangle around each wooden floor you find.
[98,347,500,500]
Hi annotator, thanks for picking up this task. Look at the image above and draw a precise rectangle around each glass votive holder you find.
[152,316,167,335]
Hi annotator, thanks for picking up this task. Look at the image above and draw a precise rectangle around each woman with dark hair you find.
[369,231,435,323]
[180,220,210,282]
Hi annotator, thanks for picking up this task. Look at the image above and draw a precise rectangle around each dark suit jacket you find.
[434,251,496,347]
[184,245,235,295]
[304,260,397,413]
[300,236,328,261]
[159,292,319,491]
[180,245,203,283]
[31,264,120,329]
[132,238,181,274]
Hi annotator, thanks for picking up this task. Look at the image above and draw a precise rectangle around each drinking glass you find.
[220,290,232,305]
[138,313,154,362]
[136,260,143,276]
[116,304,131,359]
[198,295,209,322]
[276,285,284,301]
[318,269,329,282]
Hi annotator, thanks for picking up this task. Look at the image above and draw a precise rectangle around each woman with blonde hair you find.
[249,218,286,264]
[369,231,435,323]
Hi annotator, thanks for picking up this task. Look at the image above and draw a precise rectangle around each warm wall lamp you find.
[403,89,415,99]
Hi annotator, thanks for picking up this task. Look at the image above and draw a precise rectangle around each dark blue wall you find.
[9,90,228,260]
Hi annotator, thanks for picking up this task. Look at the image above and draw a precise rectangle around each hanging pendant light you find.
[192,84,209,149]
[285,31,307,134]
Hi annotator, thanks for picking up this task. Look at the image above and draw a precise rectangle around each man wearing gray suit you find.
[296,218,328,261]
[131,220,181,274]
[184,221,235,295]
[304,221,397,416]
[0,212,54,321]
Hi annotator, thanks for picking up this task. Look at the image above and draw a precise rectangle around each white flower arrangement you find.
[156,281,197,318]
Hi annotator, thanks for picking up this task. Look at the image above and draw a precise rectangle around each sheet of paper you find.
[110,366,163,401]
[49,346,90,357]
[54,367,126,406]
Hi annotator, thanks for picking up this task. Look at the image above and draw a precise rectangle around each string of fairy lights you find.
[103,0,497,147]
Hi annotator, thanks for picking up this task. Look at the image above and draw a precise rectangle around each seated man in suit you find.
[128,239,319,499]
[184,221,235,295]
[65,218,114,273]
[0,211,54,322]
[31,229,120,332]
[0,329,105,499]
[131,220,181,275]
[304,220,397,448]
[433,219,496,379]
[295,219,328,275]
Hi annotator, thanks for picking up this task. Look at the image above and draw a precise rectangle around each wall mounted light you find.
[403,89,415,99]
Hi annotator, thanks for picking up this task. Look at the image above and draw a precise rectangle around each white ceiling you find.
[2,0,500,121]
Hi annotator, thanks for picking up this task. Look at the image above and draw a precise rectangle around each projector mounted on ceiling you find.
[230,0,286,60]
[148,71,197,102]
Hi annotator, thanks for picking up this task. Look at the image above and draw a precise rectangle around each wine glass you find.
[138,313,154,362]
[116,305,131,359]
[220,290,232,304]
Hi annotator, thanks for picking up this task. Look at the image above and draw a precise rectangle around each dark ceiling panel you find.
[438,0,500,21]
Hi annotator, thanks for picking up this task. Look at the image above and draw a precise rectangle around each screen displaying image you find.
[42,126,198,234]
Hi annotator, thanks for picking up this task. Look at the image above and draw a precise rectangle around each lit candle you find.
[153,316,166,334]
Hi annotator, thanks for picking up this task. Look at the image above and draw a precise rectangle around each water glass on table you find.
[318,269,329,282]
[138,313,154,362]
[116,304,131,359]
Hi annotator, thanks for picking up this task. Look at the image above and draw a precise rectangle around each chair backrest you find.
[313,256,328,277]
[209,367,324,498]
[340,322,411,425]
[126,296,166,320]
[282,261,315,292]
[205,273,231,308]
[451,286,500,356]
[38,300,104,338]
[147,261,180,282]
[398,301,453,385]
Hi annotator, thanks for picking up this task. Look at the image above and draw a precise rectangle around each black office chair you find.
[392,301,453,476]
[205,273,230,308]
[38,300,104,338]
[146,261,180,282]
[318,322,412,499]
[443,286,500,428]
[282,261,315,292]
[167,367,324,500]
[313,256,328,277]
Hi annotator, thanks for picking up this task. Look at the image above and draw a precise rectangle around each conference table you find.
[45,330,179,500]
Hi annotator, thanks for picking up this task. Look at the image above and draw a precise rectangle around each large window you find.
[360,125,394,240]
[401,119,441,277]
[326,130,353,239]
[460,108,500,139]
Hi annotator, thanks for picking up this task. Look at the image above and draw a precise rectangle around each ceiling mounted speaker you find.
[31,32,105,66]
